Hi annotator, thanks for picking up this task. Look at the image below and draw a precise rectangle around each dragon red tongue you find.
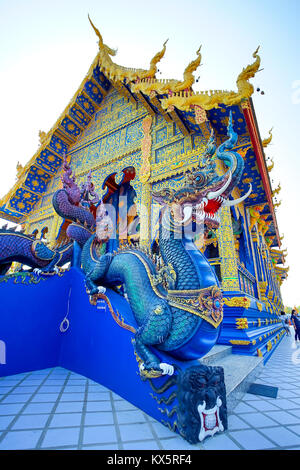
[204,199,221,214]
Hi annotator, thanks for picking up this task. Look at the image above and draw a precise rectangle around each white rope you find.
[60,287,71,333]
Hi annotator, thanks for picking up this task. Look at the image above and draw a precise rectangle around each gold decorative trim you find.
[229,340,251,345]
[167,285,223,328]
[223,297,251,309]
[236,318,249,329]
[112,249,223,328]
[159,47,261,112]
[140,116,152,183]
[89,293,136,334]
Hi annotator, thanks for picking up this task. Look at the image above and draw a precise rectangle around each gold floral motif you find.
[194,105,207,124]
[223,297,251,309]
[236,318,249,329]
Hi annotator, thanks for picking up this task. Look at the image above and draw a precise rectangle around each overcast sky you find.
[0,0,299,306]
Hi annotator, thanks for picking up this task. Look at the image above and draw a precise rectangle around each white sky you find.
[0,0,299,306]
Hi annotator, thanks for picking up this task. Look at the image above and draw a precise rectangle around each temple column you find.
[217,206,240,291]
[139,183,152,249]
[254,235,265,281]
[243,206,260,299]
[48,212,61,248]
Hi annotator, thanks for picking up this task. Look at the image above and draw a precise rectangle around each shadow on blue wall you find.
[0,268,201,425]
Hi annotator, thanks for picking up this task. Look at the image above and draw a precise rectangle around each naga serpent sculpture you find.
[0,113,251,443]
[0,227,73,276]
[0,159,100,276]
[55,113,249,443]
[52,113,250,377]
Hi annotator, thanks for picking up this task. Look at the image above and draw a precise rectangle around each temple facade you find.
[0,21,289,362]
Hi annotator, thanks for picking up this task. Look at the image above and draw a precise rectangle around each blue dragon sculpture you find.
[0,227,73,276]
[0,159,100,276]
[52,113,250,378]
[50,114,250,443]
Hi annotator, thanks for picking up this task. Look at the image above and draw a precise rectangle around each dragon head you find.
[95,200,114,242]
[153,115,251,232]
[176,364,227,443]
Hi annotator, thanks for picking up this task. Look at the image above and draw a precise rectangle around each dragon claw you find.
[139,362,174,377]
[97,286,106,294]
[33,268,42,275]
[159,363,175,376]
[53,266,59,274]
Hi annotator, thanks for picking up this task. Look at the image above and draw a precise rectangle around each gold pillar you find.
[217,206,240,291]
[139,183,152,249]
[48,212,61,248]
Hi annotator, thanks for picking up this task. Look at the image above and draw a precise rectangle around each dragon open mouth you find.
[181,171,252,229]
[191,196,224,227]
[197,397,224,441]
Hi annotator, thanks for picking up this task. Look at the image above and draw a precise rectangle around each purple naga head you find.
[61,155,81,205]
[80,171,100,206]
[95,199,114,242]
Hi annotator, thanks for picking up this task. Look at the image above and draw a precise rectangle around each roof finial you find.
[88,14,117,56]
[147,38,169,78]
[236,46,261,98]
[262,127,273,148]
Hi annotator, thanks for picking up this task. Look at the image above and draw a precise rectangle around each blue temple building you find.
[0,24,288,369]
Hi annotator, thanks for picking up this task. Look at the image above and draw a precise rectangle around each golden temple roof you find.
[0,18,277,243]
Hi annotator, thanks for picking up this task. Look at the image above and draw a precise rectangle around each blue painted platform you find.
[0,268,204,436]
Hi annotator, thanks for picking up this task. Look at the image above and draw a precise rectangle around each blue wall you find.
[0,269,198,425]
[0,273,72,376]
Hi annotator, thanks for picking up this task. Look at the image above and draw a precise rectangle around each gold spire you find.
[159,46,261,111]
[131,46,202,94]
[262,127,273,148]
[88,15,117,56]
[16,162,23,179]
[272,183,281,197]
[267,158,274,172]
[39,130,47,146]
[88,15,167,82]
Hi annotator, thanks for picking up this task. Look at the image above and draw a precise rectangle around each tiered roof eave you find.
[0,22,283,253]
